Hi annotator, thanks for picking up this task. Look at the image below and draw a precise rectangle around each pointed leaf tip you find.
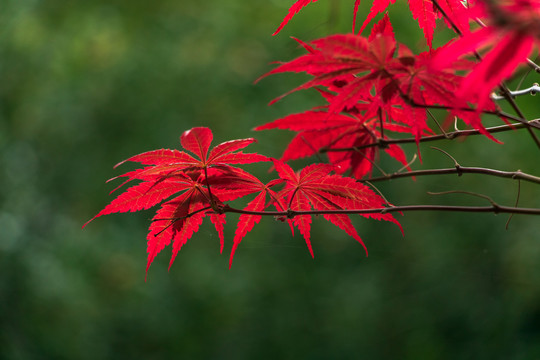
[368,13,394,41]
[81,218,93,229]
[180,127,213,160]
[229,243,239,269]
[307,242,314,258]
[273,0,318,36]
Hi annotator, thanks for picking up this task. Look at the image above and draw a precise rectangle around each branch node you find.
[532,83,539,96]
[431,147,461,170]
[215,203,229,215]
[286,209,295,219]
[377,139,389,149]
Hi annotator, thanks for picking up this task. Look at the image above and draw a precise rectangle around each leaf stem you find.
[203,167,218,211]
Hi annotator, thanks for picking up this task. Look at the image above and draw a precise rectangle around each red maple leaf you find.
[260,15,399,115]
[274,0,320,35]
[272,0,467,47]
[261,14,500,148]
[84,127,270,277]
[432,0,540,108]
[272,160,402,256]
[355,0,468,48]
[227,175,288,268]
[255,89,411,178]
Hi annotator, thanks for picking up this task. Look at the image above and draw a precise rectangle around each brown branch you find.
[320,119,540,152]
[401,100,540,130]
[220,204,540,217]
[491,84,540,100]
[364,166,540,185]
[526,58,540,73]
[498,83,540,148]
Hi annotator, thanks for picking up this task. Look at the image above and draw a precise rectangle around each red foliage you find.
[86,0,537,275]
[86,127,400,276]
[275,0,467,47]
[273,160,402,257]
[432,0,540,107]
[357,0,468,48]
[273,0,320,35]
[85,127,271,276]
[254,92,411,178]
[259,14,499,151]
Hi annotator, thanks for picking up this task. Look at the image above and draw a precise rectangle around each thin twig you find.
[221,204,540,216]
[319,119,540,152]
[396,153,417,173]
[427,190,497,206]
[497,83,540,148]
[431,0,463,35]
[515,63,534,90]
[352,146,388,177]
[491,84,540,100]
[402,100,540,130]
[301,135,326,163]
[364,166,540,185]
[454,117,460,132]
[506,179,521,230]
[430,147,459,168]
[364,180,394,207]
[427,109,449,138]
[527,59,540,73]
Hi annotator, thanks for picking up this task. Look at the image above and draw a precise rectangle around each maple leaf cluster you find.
[85,127,399,277]
[433,0,540,107]
[261,0,540,175]
[274,0,539,108]
[258,13,498,177]
[85,0,539,276]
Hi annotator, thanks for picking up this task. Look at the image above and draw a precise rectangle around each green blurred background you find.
[1,0,539,359]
